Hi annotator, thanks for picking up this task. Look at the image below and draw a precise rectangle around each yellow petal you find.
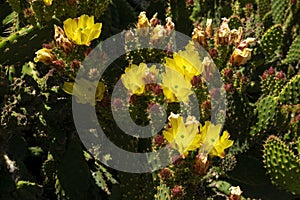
[63,18,77,40]
[78,14,89,29]
[86,15,95,28]
[62,82,74,95]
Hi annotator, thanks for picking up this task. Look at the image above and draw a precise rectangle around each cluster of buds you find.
[261,66,285,80]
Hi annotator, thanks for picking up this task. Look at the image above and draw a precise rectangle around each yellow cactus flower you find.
[163,113,201,157]
[165,42,203,82]
[34,48,56,65]
[161,67,193,103]
[210,130,234,158]
[63,79,105,105]
[199,121,234,158]
[63,14,102,46]
[43,0,53,6]
[121,63,158,95]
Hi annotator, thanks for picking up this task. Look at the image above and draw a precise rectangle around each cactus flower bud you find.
[54,25,73,53]
[171,185,184,198]
[159,168,172,179]
[216,18,230,45]
[150,13,161,26]
[154,134,165,146]
[223,68,233,79]
[205,19,214,38]
[191,75,202,87]
[52,59,65,70]
[194,153,209,175]
[268,66,275,75]
[192,26,207,48]
[276,70,285,79]
[224,83,234,93]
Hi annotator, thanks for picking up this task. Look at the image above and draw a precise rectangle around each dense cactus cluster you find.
[0,0,300,199]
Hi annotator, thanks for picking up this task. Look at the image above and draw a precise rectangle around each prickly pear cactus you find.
[271,0,288,24]
[154,182,171,200]
[260,24,283,60]
[283,35,300,64]
[250,96,279,136]
[256,0,271,20]
[278,74,300,105]
[263,135,300,195]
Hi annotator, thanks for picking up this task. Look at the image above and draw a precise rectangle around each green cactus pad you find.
[250,96,279,136]
[263,135,300,195]
[154,182,171,200]
[256,0,271,20]
[271,0,288,24]
[260,24,283,60]
[262,11,273,30]
[283,35,300,64]
[278,74,300,105]
[228,16,242,30]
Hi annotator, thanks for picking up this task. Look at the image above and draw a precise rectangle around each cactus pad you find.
[250,96,279,136]
[154,182,171,200]
[263,135,300,195]
[260,24,283,60]
[271,0,288,24]
[257,0,271,20]
[278,74,300,105]
[283,35,300,64]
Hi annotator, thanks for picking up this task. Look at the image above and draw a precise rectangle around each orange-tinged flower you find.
[63,14,102,46]
[137,11,151,28]
[34,48,56,65]
[192,26,207,48]
[230,48,252,66]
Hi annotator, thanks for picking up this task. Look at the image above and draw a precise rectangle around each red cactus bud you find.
[111,98,124,111]
[223,68,233,79]
[171,185,184,198]
[191,76,202,87]
[261,71,268,80]
[186,0,194,5]
[246,3,253,9]
[201,100,211,110]
[209,48,218,58]
[268,66,275,75]
[52,59,65,70]
[43,43,53,49]
[154,134,165,146]
[276,70,285,80]
[224,83,234,93]
[71,59,81,71]
[159,168,172,179]
[210,88,220,99]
